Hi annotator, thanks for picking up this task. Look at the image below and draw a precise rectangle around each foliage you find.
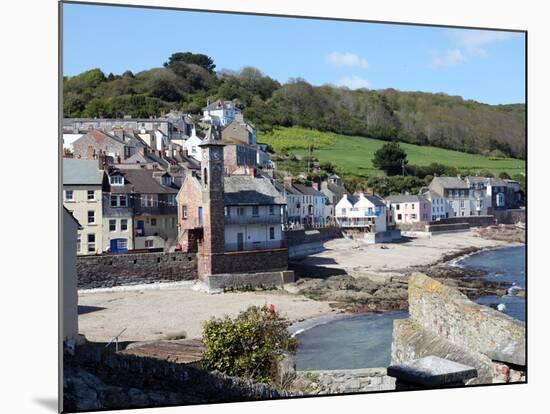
[164,52,216,73]
[63,52,526,159]
[202,305,298,383]
[499,171,511,179]
[372,142,408,176]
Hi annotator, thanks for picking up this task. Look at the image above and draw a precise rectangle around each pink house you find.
[386,195,432,224]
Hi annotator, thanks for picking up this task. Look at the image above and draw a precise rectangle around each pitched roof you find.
[224,176,285,205]
[108,169,179,194]
[85,129,126,145]
[273,181,303,196]
[203,100,235,111]
[431,176,469,189]
[293,183,325,197]
[63,159,104,185]
[386,194,429,204]
[347,194,386,207]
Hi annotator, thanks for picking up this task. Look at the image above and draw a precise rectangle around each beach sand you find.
[77,230,516,343]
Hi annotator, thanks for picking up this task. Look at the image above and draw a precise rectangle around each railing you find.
[225,215,283,225]
[336,218,377,228]
[105,328,127,352]
[225,240,285,252]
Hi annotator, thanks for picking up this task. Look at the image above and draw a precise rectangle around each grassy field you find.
[259,127,525,177]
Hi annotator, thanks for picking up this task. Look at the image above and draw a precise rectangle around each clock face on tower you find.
[211,149,221,161]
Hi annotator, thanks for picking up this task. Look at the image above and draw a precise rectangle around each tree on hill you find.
[372,142,408,176]
[499,171,511,180]
[164,52,216,73]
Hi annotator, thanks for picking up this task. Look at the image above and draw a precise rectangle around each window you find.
[411,214,417,220]
[167,195,176,206]
[162,175,172,186]
[109,219,116,232]
[145,240,153,248]
[252,206,259,217]
[203,168,208,186]
[237,207,245,216]
[181,205,188,219]
[225,206,230,217]
[77,233,81,253]
[412,204,415,209]
[396,204,400,210]
[141,194,156,207]
[109,175,124,185]
[87,210,95,224]
[151,218,157,226]
[460,200,465,208]
[171,217,175,228]
[110,194,127,207]
[87,190,95,201]
[121,219,128,231]
[65,190,74,201]
[191,146,197,154]
[269,226,275,240]
[269,205,274,215]
[87,233,96,253]
[118,239,128,250]
[397,214,402,220]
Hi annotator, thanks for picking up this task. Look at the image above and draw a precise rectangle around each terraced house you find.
[102,168,179,252]
[63,159,106,255]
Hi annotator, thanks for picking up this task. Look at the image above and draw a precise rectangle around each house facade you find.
[201,100,239,126]
[102,168,179,252]
[320,175,347,223]
[73,129,129,161]
[293,183,327,226]
[429,176,472,217]
[420,190,448,221]
[63,159,106,255]
[386,194,432,224]
[335,193,388,233]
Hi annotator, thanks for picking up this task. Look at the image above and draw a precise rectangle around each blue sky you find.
[63,3,525,105]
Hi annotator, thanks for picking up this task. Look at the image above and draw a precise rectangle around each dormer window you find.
[110,174,124,185]
[161,175,172,186]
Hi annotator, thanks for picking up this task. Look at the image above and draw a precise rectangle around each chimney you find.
[365,187,374,196]
[312,182,319,191]
[283,176,293,189]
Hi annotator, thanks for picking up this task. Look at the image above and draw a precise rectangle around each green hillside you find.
[258,127,525,178]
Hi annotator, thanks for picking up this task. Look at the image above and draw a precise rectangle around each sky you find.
[62,3,526,105]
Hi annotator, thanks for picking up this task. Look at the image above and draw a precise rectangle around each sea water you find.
[457,245,526,321]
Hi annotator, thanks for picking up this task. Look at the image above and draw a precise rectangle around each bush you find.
[202,305,298,383]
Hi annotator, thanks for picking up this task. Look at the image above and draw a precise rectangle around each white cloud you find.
[326,52,369,69]
[451,30,519,56]
[336,75,370,90]
[431,49,466,69]
[430,29,520,70]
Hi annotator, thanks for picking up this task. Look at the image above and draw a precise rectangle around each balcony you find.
[336,218,377,228]
[224,214,283,225]
[225,239,286,252]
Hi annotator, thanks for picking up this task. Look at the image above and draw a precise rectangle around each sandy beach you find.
[297,231,516,280]
[78,230,521,343]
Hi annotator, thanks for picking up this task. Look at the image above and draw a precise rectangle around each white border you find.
[2,0,548,413]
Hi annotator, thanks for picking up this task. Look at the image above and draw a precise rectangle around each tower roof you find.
[199,125,224,146]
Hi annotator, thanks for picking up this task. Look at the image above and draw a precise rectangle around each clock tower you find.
[197,126,225,279]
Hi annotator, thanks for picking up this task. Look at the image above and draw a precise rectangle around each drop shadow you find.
[33,397,58,412]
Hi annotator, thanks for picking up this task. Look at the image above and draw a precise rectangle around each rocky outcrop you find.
[391,273,525,385]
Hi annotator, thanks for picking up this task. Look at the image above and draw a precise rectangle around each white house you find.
[420,190,448,221]
[185,126,203,162]
[202,100,240,126]
[335,193,387,233]
[293,183,327,226]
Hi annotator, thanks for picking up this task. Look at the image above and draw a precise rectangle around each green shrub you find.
[202,305,298,383]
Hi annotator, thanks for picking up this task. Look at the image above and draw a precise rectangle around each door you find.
[237,232,244,251]
[110,239,119,252]
[136,220,145,236]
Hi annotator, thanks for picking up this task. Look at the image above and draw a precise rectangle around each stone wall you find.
[286,227,343,258]
[208,248,289,275]
[428,215,496,228]
[494,209,526,224]
[64,344,288,412]
[391,273,526,385]
[77,252,197,289]
[286,227,343,246]
[425,223,470,233]
[294,368,395,394]
[208,270,295,291]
